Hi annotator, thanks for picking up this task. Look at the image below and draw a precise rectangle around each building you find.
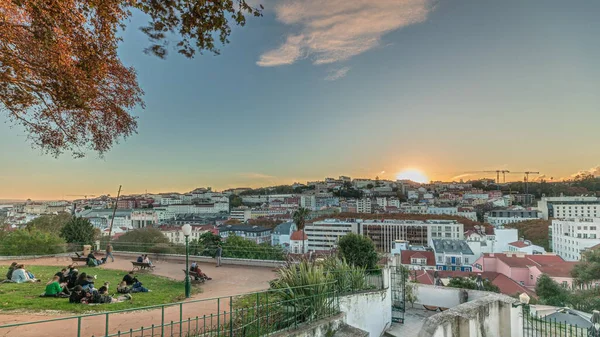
[398,250,436,271]
[551,218,600,261]
[131,209,158,228]
[426,206,478,221]
[537,196,600,220]
[356,198,372,213]
[289,230,308,254]
[305,219,361,252]
[300,195,316,211]
[431,239,476,271]
[472,252,578,289]
[271,221,297,251]
[218,225,272,244]
[485,209,542,226]
[230,207,251,222]
[508,240,546,254]
[78,209,133,229]
[362,219,464,253]
[160,224,217,244]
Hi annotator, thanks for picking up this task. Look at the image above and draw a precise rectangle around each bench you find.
[183,269,205,283]
[131,261,154,271]
[70,257,88,265]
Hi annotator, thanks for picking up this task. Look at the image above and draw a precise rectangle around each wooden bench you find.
[131,261,154,271]
[70,256,88,265]
[183,269,205,283]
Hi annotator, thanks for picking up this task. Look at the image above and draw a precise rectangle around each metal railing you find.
[0,283,340,337]
[522,305,600,337]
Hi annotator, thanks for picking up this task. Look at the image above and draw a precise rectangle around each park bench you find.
[70,256,88,265]
[131,261,154,271]
[182,269,206,283]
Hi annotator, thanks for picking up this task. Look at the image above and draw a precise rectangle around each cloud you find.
[238,172,276,179]
[451,173,476,180]
[324,67,350,81]
[569,166,600,178]
[257,0,433,67]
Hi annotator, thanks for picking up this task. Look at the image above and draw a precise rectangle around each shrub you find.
[0,229,66,255]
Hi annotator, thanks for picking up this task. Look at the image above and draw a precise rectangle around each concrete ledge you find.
[270,313,346,337]
[112,251,284,268]
[0,253,72,261]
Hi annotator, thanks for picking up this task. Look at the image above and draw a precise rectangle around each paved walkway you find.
[385,307,438,337]
[0,256,278,337]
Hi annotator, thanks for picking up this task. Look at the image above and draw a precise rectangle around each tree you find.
[366,184,374,189]
[26,213,72,233]
[0,229,66,255]
[199,232,222,256]
[113,228,171,252]
[60,217,96,244]
[572,249,600,287]
[405,282,418,308]
[229,195,243,208]
[1,0,262,157]
[337,233,378,270]
[293,207,310,254]
[535,274,568,306]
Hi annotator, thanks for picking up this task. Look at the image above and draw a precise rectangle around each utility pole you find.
[107,185,122,245]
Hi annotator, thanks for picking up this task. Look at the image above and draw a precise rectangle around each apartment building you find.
[305,219,361,252]
[551,218,600,261]
[362,219,464,253]
[485,209,542,226]
[431,239,476,272]
[356,198,372,213]
[537,196,600,220]
[218,225,272,244]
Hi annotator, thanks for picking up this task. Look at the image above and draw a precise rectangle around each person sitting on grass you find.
[122,271,139,286]
[82,289,132,304]
[6,262,17,280]
[67,270,79,289]
[69,286,85,303]
[190,262,211,281]
[54,268,69,283]
[117,280,150,293]
[76,272,96,291]
[43,275,70,298]
[11,264,38,283]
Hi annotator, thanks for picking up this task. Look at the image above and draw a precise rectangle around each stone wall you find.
[417,293,521,337]
[414,284,493,308]
[113,251,284,268]
[339,288,392,337]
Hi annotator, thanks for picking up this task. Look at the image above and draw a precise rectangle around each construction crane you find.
[511,171,540,199]
[464,170,510,184]
[66,194,96,199]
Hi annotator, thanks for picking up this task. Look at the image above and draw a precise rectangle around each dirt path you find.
[0,257,277,337]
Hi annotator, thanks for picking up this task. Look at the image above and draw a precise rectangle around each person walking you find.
[106,243,114,263]
[215,245,222,267]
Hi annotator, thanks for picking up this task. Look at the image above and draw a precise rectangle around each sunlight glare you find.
[396,169,429,183]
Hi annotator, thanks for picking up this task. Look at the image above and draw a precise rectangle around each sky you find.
[2,0,600,200]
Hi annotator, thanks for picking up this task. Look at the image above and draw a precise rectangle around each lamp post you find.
[182,224,192,298]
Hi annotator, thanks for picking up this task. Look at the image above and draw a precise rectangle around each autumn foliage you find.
[0,0,262,157]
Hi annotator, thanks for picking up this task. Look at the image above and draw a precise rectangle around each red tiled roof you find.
[411,270,536,297]
[535,263,578,278]
[400,250,435,266]
[290,230,308,241]
[508,241,530,248]
[485,253,565,268]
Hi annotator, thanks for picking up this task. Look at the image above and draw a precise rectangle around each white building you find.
[271,221,297,250]
[485,209,542,226]
[131,210,158,228]
[300,195,316,211]
[356,198,372,213]
[289,230,308,254]
[552,218,600,261]
[160,197,183,205]
[154,207,175,223]
[161,225,214,244]
[537,196,600,220]
[230,207,251,222]
[426,207,478,221]
[305,219,361,252]
[507,240,546,254]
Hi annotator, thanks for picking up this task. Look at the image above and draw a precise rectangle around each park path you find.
[0,256,277,337]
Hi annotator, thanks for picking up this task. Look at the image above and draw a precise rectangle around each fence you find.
[522,305,600,337]
[0,283,340,337]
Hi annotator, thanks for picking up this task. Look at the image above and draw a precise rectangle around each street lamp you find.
[182,224,192,298]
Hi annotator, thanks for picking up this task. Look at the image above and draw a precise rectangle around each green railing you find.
[522,305,600,337]
[0,283,340,337]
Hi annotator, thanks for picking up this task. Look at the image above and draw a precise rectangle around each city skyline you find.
[2,0,600,199]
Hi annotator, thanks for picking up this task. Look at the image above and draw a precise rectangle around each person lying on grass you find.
[117,280,150,293]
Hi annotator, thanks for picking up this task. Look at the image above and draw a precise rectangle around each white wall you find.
[414,284,491,309]
[339,280,391,336]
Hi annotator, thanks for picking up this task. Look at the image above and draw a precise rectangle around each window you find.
[530,275,533,280]
[562,281,568,288]
[519,281,525,286]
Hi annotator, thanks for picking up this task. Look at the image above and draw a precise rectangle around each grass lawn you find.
[0,266,200,313]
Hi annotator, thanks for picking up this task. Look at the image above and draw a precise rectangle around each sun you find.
[396,169,429,184]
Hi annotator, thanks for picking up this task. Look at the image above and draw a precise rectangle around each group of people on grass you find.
[31,264,151,304]
[5,262,40,283]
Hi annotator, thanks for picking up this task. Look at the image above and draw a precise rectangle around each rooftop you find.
[400,250,435,266]
[431,239,474,255]
[290,230,308,241]
[272,221,295,235]
[219,225,271,233]
[508,240,531,248]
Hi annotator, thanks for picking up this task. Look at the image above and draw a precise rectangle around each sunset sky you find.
[1,0,600,200]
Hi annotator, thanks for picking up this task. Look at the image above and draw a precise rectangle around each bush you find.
[0,229,66,256]
[60,217,96,244]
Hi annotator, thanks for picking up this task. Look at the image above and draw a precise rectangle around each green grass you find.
[0,266,201,313]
